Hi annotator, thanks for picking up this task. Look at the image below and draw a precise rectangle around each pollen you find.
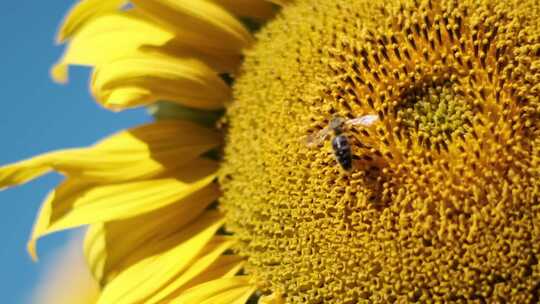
[219,0,540,303]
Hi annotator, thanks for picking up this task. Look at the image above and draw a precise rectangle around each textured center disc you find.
[219,0,540,302]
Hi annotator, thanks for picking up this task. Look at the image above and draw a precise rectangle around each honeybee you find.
[306,114,379,171]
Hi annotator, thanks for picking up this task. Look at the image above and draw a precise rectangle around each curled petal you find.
[0,121,220,188]
[51,12,173,83]
[27,160,218,260]
[132,0,253,53]
[56,0,128,43]
[91,54,229,110]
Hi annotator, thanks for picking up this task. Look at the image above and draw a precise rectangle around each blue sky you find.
[0,1,150,302]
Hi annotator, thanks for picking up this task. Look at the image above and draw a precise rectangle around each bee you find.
[306,114,379,171]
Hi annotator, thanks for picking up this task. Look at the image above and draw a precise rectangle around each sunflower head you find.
[220,0,540,302]
[2,0,540,303]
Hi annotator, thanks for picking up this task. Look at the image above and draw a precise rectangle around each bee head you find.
[330,116,345,134]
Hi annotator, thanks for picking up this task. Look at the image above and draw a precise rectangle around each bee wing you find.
[345,114,379,127]
[305,126,332,147]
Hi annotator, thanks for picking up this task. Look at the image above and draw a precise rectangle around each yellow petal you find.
[168,255,245,297]
[103,87,152,109]
[0,121,220,188]
[56,0,128,43]
[142,41,243,73]
[84,186,220,285]
[200,285,257,304]
[171,276,256,304]
[132,0,253,53]
[91,54,230,110]
[51,12,174,83]
[215,0,276,20]
[147,238,243,303]
[96,211,225,304]
[28,159,218,260]
[258,293,285,304]
[51,63,70,84]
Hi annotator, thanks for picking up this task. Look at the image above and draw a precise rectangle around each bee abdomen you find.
[332,135,352,170]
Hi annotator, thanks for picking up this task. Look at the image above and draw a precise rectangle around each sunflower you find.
[2,0,540,303]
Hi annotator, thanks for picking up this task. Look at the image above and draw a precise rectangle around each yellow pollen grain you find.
[219,0,540,303]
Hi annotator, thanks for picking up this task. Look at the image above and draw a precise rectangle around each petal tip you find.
[51,63,69,84]
[100,87,153,111]
[55,30,67,44]
[27,240,39,262]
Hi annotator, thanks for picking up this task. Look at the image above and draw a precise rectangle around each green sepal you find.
[148,101,224,128]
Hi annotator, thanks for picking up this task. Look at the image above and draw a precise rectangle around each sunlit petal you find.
[0,121,220,187]
[96,211,224,304]
[28,160,218,260]
[84,187,220,285]
[132,0,253,53]
[56,0,128,43]
[258,293,285,304]
[167,255,245,297]
[171,276,256,304]
[51,12,173,83]
[91,54,230,110]
[146,238,242,303]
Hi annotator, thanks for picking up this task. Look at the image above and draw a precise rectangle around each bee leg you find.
[349,155,361,172]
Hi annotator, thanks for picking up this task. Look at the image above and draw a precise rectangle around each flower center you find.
[397,81,473,151]
[219,0,540,303]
